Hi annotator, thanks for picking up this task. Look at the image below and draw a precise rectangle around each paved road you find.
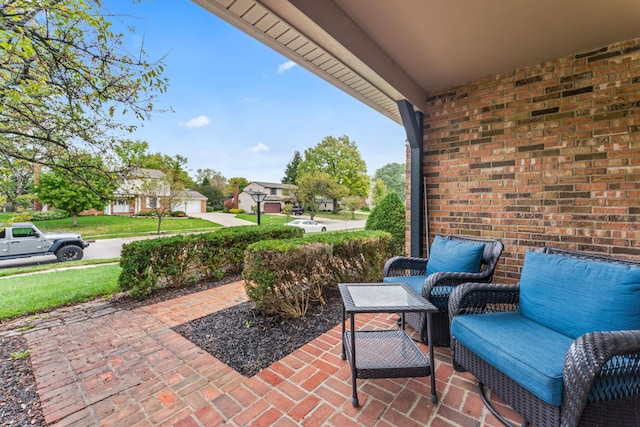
[0,213,366,268]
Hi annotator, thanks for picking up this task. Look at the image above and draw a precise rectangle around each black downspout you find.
[397,100,424,257]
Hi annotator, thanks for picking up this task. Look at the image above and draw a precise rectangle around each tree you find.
[343,196,362,219]
[373,163,406,200]
[295,171,347,220]
[36,157,116,226]
[365,191,406,255]
[141,153,194,188]
[282,151,302,184]
[192,169,227,210]
[226,177,249,198]
[1,1,168,192]
[371,179,388,207]
[297,135,369,213]
[140,171,186,233]
[0,156,35,210]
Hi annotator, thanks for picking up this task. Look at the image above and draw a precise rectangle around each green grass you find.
[27,215,221,239]
[236,211,368,225]
[0,264,122,320]
[235,213,290,226]
[0,258,119,278]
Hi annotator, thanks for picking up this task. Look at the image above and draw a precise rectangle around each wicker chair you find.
[383,235,504,346]
[449,247,640,427]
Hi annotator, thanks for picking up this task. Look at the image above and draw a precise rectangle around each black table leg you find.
[426,312,437,403]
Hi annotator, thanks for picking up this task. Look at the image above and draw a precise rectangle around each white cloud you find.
[249,143,270,153]
[277,61,297,75]
[180,115,211,128]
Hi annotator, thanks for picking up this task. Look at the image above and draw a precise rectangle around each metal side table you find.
[338,282,438,407]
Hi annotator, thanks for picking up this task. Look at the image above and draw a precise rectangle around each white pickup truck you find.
[0,222,90,262]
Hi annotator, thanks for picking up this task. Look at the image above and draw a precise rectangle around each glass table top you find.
[339,283,436,312]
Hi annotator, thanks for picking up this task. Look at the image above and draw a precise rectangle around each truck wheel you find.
[56,245,84,262]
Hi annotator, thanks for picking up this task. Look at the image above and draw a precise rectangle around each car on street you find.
[0,222,89,262]
[291,206,304,215]
[285,219,327,233]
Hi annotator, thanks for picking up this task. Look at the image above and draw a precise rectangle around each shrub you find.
[170,210,186,217]
[118,225,303,298]
[229,208,245,214]
[243,230,393,318]
[29,209,69,220]
[365,191,406,255]
[136,210,156,217]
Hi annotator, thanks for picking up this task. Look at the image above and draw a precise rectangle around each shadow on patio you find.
[19,279,525,426]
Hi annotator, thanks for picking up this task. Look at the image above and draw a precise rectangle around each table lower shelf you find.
[343,329,431,379]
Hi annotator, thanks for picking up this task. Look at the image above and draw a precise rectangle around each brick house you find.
[105,168,207,216]
[199,1,640,283]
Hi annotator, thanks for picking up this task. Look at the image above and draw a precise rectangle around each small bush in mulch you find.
[173,286,344,377]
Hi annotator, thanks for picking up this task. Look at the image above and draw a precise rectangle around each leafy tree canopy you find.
[36,155,117,225]
[282,150,302,185]
[226,177,249,197]
[297,135,369,213]
[373,163,406,200]
[1,0,168,185]
[295,171,347,220]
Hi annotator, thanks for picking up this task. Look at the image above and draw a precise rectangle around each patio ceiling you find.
[192,0,640,124]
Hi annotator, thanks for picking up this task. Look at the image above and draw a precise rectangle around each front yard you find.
[0,213,221,240]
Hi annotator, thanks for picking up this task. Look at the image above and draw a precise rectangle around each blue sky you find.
[104,0,407,183]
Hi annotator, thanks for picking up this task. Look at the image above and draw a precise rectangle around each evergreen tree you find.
[365,191,406,255]
[282,151,302,184]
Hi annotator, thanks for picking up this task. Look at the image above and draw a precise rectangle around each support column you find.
[397,100,424,257]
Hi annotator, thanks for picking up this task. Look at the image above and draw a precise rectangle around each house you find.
[196,0,640,283]
[105,168,207,216]
[238,182,296,214]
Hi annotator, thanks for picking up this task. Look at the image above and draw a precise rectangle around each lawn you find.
[236,211,368,225]
[1,215,222,240]
[235,213,290,226]
[0,264,121,320]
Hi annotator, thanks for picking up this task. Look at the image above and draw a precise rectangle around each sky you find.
[103,0,408,184]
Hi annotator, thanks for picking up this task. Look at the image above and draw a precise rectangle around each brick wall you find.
[420,37,640,282]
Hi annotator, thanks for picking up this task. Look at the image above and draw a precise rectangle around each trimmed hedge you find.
[243,230,392,318]
[118,225,303,297]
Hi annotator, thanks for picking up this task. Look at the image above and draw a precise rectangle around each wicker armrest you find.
[383,256,428,277]
[561,330,640,426]
[448,282,520,317]
[424,270,495,298]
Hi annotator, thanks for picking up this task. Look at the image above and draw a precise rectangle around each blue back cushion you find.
[426,235,485,276]
[519,250,640,339]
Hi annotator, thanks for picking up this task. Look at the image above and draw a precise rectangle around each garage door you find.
[184,200,203,214]
[263,202,281,213]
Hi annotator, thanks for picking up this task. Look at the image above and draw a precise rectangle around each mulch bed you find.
[0,276,343,426]
[174,286,343,377]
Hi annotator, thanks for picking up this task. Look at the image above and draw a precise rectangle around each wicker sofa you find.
[449,247,640,426]
[383,235,503,346]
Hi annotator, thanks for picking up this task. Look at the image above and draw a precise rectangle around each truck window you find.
[12,227,37,238]
[0,229,5,238]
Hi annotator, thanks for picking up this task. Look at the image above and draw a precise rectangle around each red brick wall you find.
[421,38,640,282]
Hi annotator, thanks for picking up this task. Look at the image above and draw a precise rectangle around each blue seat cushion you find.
[452,312,574,406]
[383,275,425,295]
[426,235,485,276]
[519,250,640,339]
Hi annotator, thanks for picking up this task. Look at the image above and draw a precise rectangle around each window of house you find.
[114,199,129,213]
[146,197,158,209]
[270,188,277,195]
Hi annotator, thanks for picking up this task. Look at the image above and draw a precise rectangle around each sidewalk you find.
[11,280,524,426]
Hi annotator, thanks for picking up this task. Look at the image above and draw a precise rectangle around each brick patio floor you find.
[18,281,527,426]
